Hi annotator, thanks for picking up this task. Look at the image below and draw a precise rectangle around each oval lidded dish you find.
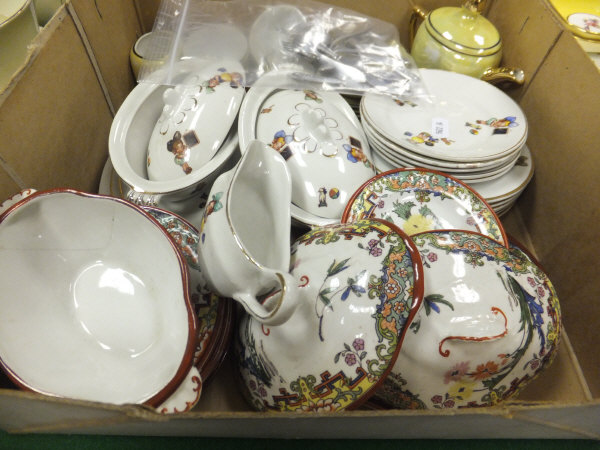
[371,229,561,409]
[235,218,424,412]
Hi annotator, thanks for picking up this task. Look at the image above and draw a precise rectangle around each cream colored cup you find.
[0,0,39,90]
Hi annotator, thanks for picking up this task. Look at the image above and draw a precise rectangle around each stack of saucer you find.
[361,68,532,215]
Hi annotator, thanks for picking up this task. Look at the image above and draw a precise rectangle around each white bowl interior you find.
[0,192,191,405]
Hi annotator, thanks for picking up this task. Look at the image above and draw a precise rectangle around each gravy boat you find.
[197,140,298,326]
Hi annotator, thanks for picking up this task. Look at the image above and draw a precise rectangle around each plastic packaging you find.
[137,0,429,99]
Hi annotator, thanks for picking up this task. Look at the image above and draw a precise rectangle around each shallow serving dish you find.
[0,189,197,407]
[342,168,507,247]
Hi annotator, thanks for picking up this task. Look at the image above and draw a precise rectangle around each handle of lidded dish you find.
[481,67,525,85]
[438,306,509,357]
[234,270,300,327]
[125,189,163,208]
[0,189,37,215]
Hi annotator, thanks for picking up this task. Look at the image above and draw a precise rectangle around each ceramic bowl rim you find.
[0,188,198,407]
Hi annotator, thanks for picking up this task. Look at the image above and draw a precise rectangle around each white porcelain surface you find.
[142,206,234,377]
[362,69,527,163]
[372,230,561,409]
[0,190,197,406]
[147,61,244,181]
[239,70,375,225]
[109,80,240,223]
[343,169,507,247]
[236,219,423,412]
[469,146,534,202]
[197,141,298,326]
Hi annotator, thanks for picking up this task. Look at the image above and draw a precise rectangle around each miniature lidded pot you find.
[410,0,524,84]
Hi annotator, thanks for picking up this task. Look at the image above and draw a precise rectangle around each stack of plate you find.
[361,68,533,215]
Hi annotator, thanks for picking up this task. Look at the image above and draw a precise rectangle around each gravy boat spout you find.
[198,140,298,326]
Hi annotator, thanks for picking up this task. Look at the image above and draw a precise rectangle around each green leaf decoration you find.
[327,258,351,277]
[319,293,332,308]
[393,200,415,220]
[418,204,435,219]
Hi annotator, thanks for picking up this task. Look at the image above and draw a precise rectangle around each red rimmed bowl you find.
[0,189,198,407]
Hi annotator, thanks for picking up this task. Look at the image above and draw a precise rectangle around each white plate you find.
[361,69,528,163]
[361,109,525,172]
[468,146,534,202]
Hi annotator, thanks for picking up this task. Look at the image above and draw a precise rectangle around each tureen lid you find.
[425,2,502,57]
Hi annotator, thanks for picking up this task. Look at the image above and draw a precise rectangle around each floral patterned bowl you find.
[371,230,561,409]
[342,168,508,247]
[235,218,424,412]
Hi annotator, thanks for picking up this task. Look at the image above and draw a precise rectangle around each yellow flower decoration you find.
[403,214,433,234]
[448,380,476,401]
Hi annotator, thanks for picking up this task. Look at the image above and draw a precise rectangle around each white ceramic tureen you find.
[147,60,245,181]
[238,70,376,226]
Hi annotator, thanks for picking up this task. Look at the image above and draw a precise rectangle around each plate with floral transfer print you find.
[372,230,561,409]
[342,169,508,247]
[235,219,424,412]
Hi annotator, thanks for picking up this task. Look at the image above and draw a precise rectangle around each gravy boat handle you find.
[234,270,299,327]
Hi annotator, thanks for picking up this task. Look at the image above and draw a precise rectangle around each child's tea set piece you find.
[147,60,245,182]
[409,0,524,84]
[371,230,561,409]
[342,168,508,247]
[235,218,424,412]
[197,140,299,326]
[108,78,239,226]
[0,189,198,407]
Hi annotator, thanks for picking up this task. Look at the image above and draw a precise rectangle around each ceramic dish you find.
[142,206,234,380]
[372,229,561,409]
[108,76,241,227]
[236,218,424,412]
[342,168,507,247]
[147,60,244,181]
[367,133,522,185]
[468,145,534,203]
[0,189,197,407]
[238,70,375,226]
[361,69,528,163]
[361,114,526,173]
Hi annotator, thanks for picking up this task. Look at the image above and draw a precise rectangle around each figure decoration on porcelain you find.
[255,88,375,220]
[147,61,245,181]
[235,219,424,412]
[372,230,561,409]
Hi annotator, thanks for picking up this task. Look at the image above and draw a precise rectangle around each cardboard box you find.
[0,0,599,439]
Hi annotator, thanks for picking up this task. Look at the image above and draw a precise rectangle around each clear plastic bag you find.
[137,0,429,99]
